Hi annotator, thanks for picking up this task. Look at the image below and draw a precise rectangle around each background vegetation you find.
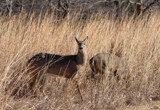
[0,11,160,109]
[0,0,160,110]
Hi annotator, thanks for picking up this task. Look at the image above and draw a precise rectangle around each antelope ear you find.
[75,37,79,43]
[83,36,88,42]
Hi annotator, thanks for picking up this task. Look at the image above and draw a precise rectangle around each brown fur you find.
[27,36,88,100]
[89,53,125,80]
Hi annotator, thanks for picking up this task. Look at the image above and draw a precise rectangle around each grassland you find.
[0,12,160,110]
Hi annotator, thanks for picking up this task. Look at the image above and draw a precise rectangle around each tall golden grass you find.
[0,12,160,109]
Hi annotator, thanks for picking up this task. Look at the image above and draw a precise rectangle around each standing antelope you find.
[89,53,125,80]
[27,36,88,100]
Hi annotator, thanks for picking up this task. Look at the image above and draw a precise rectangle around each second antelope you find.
[27,36,88,100]
[89,53,125,80]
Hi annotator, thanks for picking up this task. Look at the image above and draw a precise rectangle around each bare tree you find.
[106,0,159,17]
[48,0,69,20]
[57,0,69,19]
[6,0,13,15]
[136,0,159,15]
[4,0,23,15]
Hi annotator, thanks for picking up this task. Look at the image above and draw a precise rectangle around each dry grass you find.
[0,12,160,110]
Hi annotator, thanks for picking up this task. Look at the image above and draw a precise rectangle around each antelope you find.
[89,53,126,80]
[27,36,88,100]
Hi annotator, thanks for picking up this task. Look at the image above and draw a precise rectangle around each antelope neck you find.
[76,49,87,65]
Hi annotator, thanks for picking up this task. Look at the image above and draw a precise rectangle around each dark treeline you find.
[0,0,159,20]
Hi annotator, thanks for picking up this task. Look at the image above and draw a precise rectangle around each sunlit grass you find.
[0,12,160,109]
